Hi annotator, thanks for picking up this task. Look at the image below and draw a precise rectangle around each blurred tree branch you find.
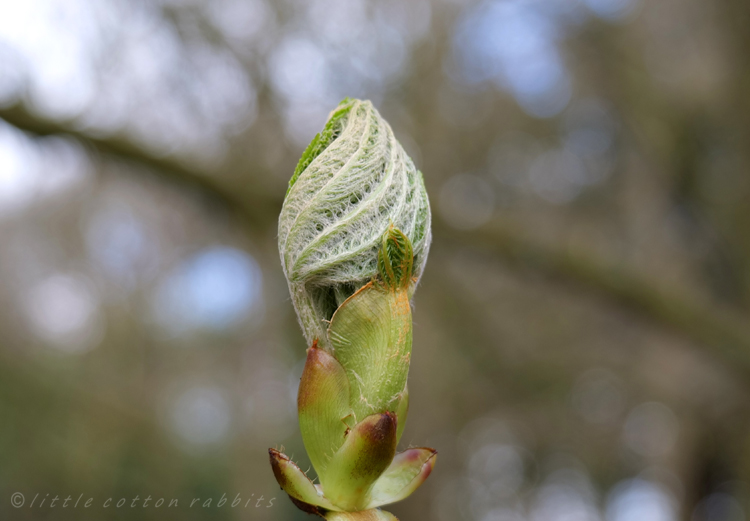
[3,102,750,381]
[0,102,279,230]
[440,225,750,382]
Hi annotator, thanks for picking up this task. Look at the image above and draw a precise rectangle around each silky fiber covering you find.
[278,98,431,348]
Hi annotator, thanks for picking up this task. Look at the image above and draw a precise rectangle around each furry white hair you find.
[279,98,431,348]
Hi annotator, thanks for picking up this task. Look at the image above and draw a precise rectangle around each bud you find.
[271,100,435,520]
[278,98,431,347]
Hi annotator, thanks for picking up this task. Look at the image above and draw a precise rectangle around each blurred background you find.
[1,0,750,520]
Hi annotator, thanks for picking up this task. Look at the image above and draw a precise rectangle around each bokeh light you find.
[22,273,104,352]
[85,203,160,289]
[583,0,642,22]
[451,0,572,118]
[606,478,677,521]
[152,246,263,335]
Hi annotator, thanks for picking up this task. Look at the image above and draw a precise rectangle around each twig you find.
[439,224,750,382]
[4,103,750,380]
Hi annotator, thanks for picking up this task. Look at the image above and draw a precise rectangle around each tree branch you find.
[0,102,280,229]
[4,103,750,379]
[439,225,750,381]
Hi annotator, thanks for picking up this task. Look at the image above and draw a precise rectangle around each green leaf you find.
[323,412,397,511]
[367,448,437,508]
[268,448,341,512]
[328,282,412,424]
[298,342,352,482]
[377,226,414,290]
[288,98,355,195]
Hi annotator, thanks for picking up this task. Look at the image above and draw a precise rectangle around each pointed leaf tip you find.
[377,226,414,290]
[323,412,398,511]
[268,448,340,512]
[367,447,437,508]
[395,385,409,443]
[298,343,351,482]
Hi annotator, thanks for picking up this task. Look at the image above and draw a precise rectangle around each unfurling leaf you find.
[328,280,412,425]
[268,448,340,512]
[323,412,398,511]
[278,98,431,348]
[367,448,437,508]
[377,226,414,291]
[298,342,352,482]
